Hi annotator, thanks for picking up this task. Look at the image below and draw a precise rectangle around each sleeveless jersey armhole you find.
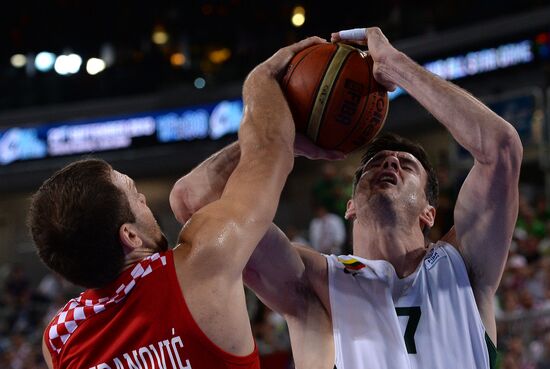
[168,250,260,366]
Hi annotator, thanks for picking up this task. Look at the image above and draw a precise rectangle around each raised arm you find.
[334,27,523,341]
[178,37,326,274]
[171,37,326,355]
[169,142,240,224]
[170,143,336,368]
[169,137,344,225]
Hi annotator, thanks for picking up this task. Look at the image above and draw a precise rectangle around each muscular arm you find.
[244,225,334,369]
[169,135,336,368]
[367,29,522,341]
[169,136,344,225]
[169,142,240,224]
[172,37,325,355]
[385,52,522,275]
[179,36,315,272]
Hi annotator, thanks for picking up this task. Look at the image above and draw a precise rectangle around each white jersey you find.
[326,241,497,369]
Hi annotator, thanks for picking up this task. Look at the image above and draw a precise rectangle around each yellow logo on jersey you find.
[338,256,366,275]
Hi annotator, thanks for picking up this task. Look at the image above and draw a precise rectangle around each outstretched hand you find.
[294,134,346,160]
[331,27,399,92]
[260,36,327,79]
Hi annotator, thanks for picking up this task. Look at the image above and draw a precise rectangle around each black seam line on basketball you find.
[307,46,352,141]
[307,45,354,142]
[283,44,325,91]
[334,55,373,151]
[318,49,357,148]
[305,45,338,139]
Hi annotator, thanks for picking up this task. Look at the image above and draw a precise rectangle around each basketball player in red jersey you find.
[28,36,326,369]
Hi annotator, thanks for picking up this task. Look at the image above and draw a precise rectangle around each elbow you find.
[500,126,523,174]
[169,179,194,224]
[490,125,523,176]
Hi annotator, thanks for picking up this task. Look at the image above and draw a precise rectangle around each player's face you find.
[350,150,429,217]
[111,170,168,252]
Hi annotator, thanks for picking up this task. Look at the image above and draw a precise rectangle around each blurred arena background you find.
[1,1,550,368]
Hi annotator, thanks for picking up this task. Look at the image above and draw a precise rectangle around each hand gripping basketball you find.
[294,133,346,160]
[331,27,399,92]
[282,42,389,153]
[261,36,327,79]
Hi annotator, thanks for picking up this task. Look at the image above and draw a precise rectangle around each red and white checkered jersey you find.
[44,250,260,369]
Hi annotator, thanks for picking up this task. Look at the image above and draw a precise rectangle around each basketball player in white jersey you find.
[170,28,522,369]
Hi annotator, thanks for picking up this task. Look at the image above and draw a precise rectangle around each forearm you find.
[240,66,295,169]
[169,142,240,223]
[385,52,519,164]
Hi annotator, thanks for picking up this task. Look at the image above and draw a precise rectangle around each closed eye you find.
[399,158,418,172]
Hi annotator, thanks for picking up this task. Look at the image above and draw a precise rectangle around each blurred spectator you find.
[3,265,30,308]
[312,163,348,217]
[501,336,536,369]
[517,194,546,240]
[518,290,536,311]
[534,195,550,223]
[518,236,542,265]
[309,204,346,255]
[500,288,522,315]
[35,273,64,303]
[252,305,290,356]
[5,333,32,369]
[1,264,40,336]
[536,334,550,369]
[284,225,308,244]
[500,254,528,289]
[538,221,550,256]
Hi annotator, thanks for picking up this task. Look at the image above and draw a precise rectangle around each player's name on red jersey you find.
[88,328,191,369]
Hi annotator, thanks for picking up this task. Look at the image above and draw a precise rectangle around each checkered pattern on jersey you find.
[47,253,167,354]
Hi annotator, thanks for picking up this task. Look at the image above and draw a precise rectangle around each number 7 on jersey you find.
[396,306,421,354]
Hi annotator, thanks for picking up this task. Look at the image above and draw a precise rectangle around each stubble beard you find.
[366,191,398,227]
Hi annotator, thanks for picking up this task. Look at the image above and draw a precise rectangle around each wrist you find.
[379,50,408,84]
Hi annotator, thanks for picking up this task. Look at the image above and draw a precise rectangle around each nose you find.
[382,155,399,170]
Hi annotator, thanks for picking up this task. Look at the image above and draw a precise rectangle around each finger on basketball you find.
[294,134,346,160]
[332,28,367,42]
[288,36,327,54]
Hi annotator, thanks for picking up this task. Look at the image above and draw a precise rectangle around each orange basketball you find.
[282,43,389,154]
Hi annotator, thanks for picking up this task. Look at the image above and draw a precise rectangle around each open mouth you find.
[377,173,398,185]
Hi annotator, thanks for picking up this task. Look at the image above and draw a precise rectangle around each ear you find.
[419,204,436,230]
[344,199,356,221]
[119,223,142,253]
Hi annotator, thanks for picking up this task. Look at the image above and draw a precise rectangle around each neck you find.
[352,216,428,278]
[123,248,157,269]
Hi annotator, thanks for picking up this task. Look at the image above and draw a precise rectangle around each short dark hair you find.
[28,159,135,288]
[353,132,439,208]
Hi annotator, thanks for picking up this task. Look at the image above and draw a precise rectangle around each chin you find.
[370,191,396,205]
